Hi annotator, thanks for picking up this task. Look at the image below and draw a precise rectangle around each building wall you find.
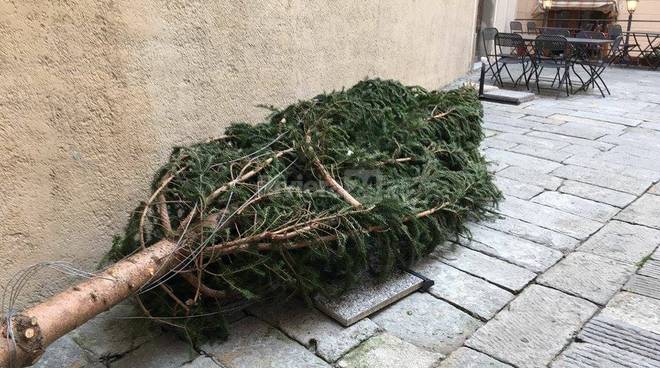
[0,0,480,306]
[515,0,660,33]
[614,1,660,32]
[494,0,521,31]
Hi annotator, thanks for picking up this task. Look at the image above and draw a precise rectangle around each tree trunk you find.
[0,239,179,368]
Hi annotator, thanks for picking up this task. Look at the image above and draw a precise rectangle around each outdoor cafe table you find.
[518,33,613,46]
[518,34,614,95]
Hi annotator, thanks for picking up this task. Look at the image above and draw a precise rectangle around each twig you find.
[305,130,362,208]
[177,148,294,233]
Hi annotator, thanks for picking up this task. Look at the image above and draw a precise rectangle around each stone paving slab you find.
[484,148,562,173]
[578,221,660,265]
[249,300,381,362]
[600,130,660,151]
[33,335,93,368]
[335,333,443,368]
[314,271,422,327]
[439,347,513,368]
[551,342,660,368]
[69,304,159,358]
[578,316,660,363]
[483,137,518,150]
[600,292,660,335]
[531,191,619,223]
[578,315,660,362]
[465,285,598,368]
[497,197,603,240]
[496,166,563,190]
[639,260,660,278]
[559,180,637,208]
[598,149,660,173]
[550,114,629,131]
[527,131,614,150]
[616,194,660,229]
[181,357,218,367]
[558,143,602,158]
[494,176,544,200]
[537,252,636,305]
[437,245,536,292]
[552,165,651,195]
[509,144,573,162]
[413,258,514,320]
[461,224,562,273]
[111,334,196,368]
[531,121,616,140]
[201,317,330,368]
[483,122,530,135]
[623,275,660,301]
[480,215,579,253]
[563,154,660,183]
[372,292,482,355]
[489,132,570,150]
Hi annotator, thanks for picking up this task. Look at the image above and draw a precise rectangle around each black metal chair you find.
[607,24,638,65]
[527,21,537,34]
[481,27,499,79]
[510,21,524,33]
[607,24,622,40]
[574,36,623,96]
[493,33,532,89]
[581,23,595,31]
[531,35,575,96]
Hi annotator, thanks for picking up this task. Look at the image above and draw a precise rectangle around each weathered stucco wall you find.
[0,0,478,306]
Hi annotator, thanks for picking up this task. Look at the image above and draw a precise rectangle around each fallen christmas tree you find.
[0,79,500,367]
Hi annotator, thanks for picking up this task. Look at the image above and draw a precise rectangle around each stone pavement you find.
[33,67,660,367]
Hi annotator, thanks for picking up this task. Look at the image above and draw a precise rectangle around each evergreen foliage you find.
[107,79,501,342]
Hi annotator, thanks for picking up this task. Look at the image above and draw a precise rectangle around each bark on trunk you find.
[0,239,179,368]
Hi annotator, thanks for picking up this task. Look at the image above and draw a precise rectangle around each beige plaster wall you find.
[0,0,479,306]
[493,0,520,31]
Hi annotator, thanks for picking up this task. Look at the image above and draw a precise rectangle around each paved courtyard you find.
[33,67,660,368]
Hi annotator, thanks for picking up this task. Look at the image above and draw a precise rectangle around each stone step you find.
[314,271,423,327]
[481,89,535,105]
[577,315,660,362]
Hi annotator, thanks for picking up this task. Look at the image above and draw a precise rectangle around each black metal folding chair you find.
[574,36,622,97]
[531,35,575,96]
[493,33,532,89]
[510,21,523,34]
[527,21,537,34]
[608,24,638,65]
